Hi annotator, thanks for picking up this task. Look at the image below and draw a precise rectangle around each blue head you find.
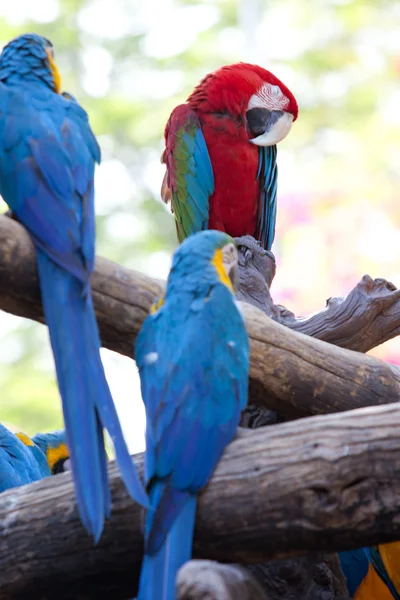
[0,33,61,92]
[167,230,240,296]
[31,430,70,474]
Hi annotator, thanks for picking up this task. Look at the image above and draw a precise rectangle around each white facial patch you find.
[248,82,290,112]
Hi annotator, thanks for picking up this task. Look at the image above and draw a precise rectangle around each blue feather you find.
[164,105,214,241]
[339,549,369,597]
[138,485,197,600]
[0,424,50,491]
[0,34,148,540]
[256,145,278,251]
[136,230,249,600]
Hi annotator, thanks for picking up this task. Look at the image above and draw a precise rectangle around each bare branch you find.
[1,215,400,419]
[2,403,400,598]
[235,235,400,353]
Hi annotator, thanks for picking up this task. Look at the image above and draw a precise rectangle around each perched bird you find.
[0,33,148,540]
[161,62,298,251]
[0,424,50,491]
[135,230,250,600]
[31,429,70,474]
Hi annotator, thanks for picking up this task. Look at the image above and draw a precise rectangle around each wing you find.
[136,283,248,551]
[255,145,278,251]
[0,83,100,283]
[162,104,214,242]
[0,425,45,491]
[61,92,101,274]
[136,283,249,491]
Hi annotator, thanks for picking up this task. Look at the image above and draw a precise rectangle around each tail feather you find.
[37,251,147,541]
[137,489,197,600]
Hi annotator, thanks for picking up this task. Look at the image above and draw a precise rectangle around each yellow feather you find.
[45,48,61,93]
[150,297,164,315]
[15,432,34,446]
[46,443,69,472]
[211,249,233,293]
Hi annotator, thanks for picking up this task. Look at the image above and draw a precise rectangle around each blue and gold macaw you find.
[135,230,250,600]
[0,424,50,491]
[30,429,70,474]
[0,33,147,540]
[340,547,400,599]
[1,425,72,493]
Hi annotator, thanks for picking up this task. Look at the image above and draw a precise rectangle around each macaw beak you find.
[246,108,293,146]
[222,242,240,292]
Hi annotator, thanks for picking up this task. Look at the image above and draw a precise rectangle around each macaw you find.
[340,547,400,599]
[135,229,250,600]
[0,33,147,540]
[0,424,50,491]
[31,429,70,474]
[161,63,298,251]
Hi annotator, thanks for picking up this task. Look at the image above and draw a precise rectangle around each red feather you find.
[200,111,259,235]
[162,62,298,242]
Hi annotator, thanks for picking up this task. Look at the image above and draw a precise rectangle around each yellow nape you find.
[150,297,164,315]
[45,48,61,93]
[16,432,34,446]
[379,542,400,594]
[47,443,69,471]
[211,249,233,293]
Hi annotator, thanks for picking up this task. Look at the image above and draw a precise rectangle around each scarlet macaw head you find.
[187,62,298,147]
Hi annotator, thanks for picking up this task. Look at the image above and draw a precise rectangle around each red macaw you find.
[161,62,298,251]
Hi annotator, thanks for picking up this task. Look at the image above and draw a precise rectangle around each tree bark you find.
[1,403,400,599]
[1,215,400,420]
[235,234,400,352]
[177,556,349,600]
[177,561,268,600]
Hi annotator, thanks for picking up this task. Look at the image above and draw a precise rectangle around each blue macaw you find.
[135,230,250,600]
[0,424,50,491]
[0,33,147,540]
[31,429,70,474]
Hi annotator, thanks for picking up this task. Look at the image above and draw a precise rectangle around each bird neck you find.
[0,59,58,93]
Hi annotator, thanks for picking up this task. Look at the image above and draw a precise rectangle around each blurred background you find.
[0,0,399,453]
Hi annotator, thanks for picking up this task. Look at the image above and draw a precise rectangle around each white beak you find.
[250,112,293,147]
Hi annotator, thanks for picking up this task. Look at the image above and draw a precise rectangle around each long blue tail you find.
[137,487,197,600]
[36,250,148,541]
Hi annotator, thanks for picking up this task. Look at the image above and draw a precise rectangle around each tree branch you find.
[235,235,400,353]
[2,403,400,599]
[177,561,268,600]
[1,215,399,419]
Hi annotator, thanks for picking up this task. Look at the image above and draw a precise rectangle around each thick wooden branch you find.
[2,403,400,599]
[1,215,400,419]
[235,235,400,353]
[178,555,349,600]
[177,561,268,600]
